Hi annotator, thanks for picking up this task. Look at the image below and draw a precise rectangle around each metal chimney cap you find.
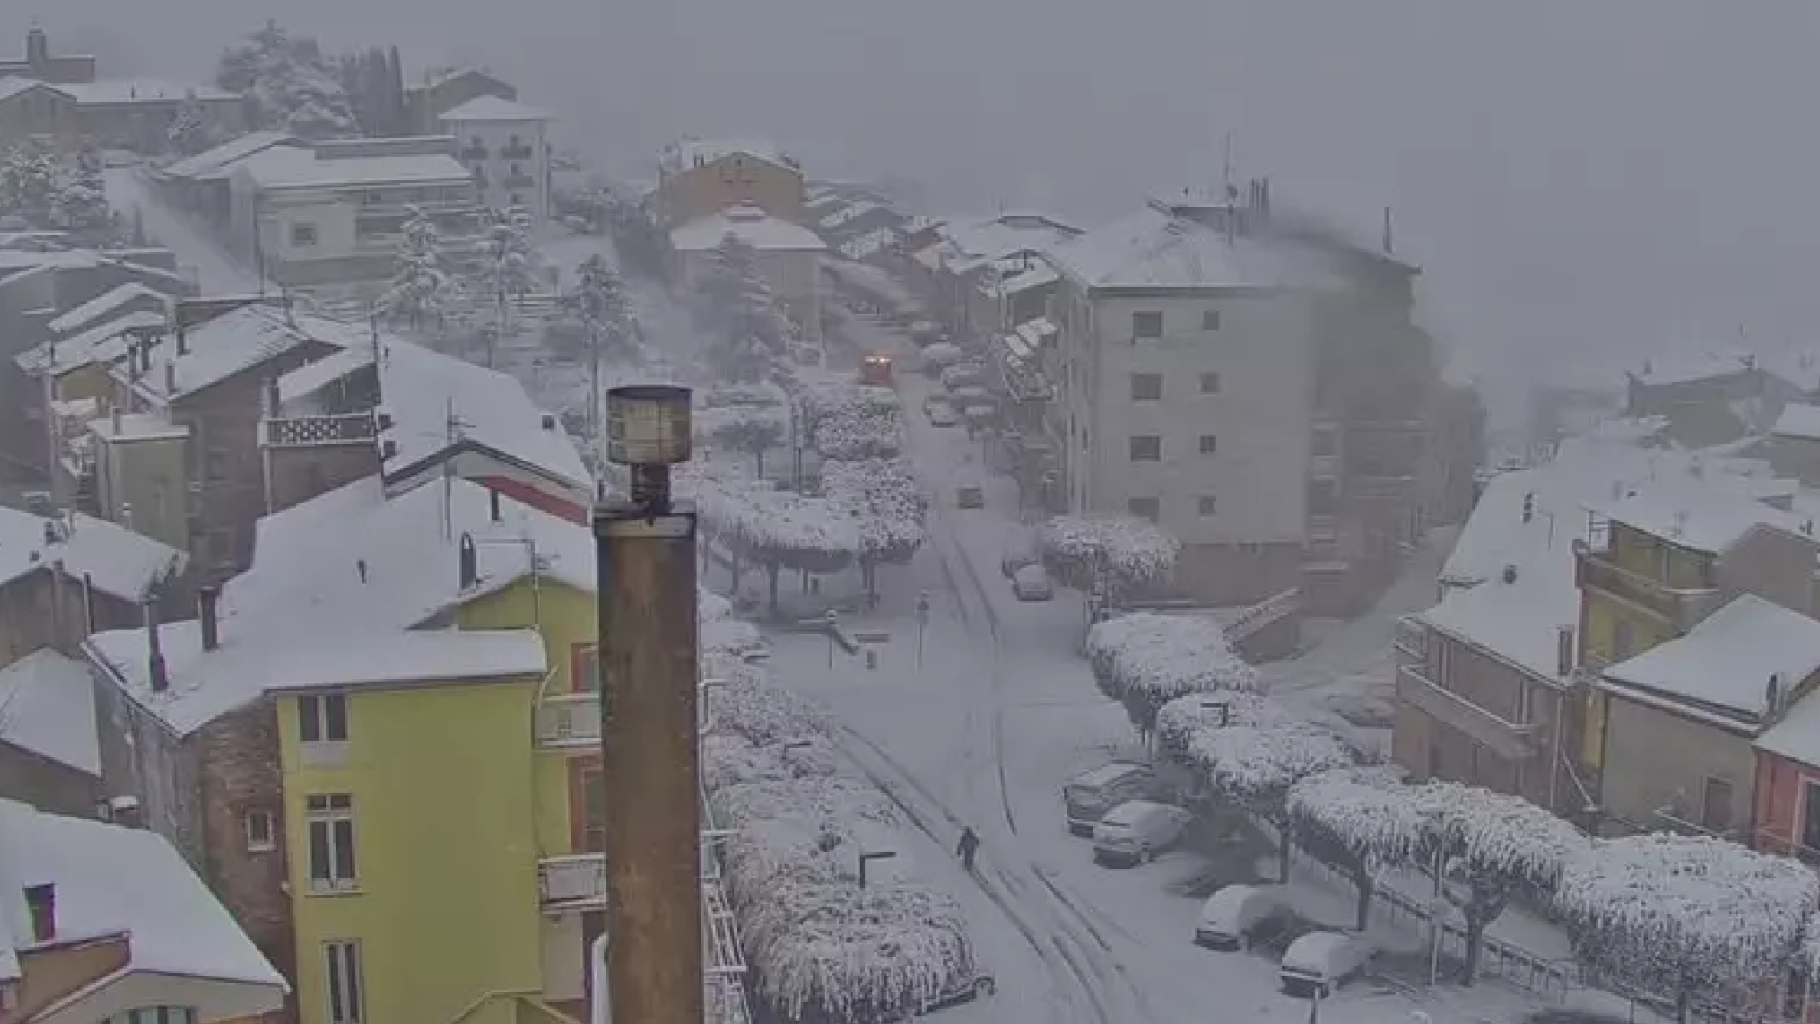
[605,385,693,467]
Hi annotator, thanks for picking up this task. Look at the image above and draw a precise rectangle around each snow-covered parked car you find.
[940,362,986,391]
[1000,531,1040,577]
[1062,762,1157,835]
[955,483,985,509]
[1195,884,1289,951]
[920,340,965,370]
[1012,564,1053,601]
[1091,800,1190,866]
[923,396,960,427]
[1279,931,1372,997]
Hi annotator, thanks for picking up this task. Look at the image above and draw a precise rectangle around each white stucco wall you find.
[444,116,551,226]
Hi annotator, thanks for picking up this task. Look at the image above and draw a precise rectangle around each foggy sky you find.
[11,0,1820,415]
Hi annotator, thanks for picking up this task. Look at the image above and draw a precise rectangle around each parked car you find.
[1279,932,1373,997]
[923,396,960,427]
[941,363,986,391]
[1091,800,1190,866]
[1194,884,1289,951]
[1012,564,1053,601]
[955,483,985,509]
[1062,763,1157,835]
[1000,532,1040,577]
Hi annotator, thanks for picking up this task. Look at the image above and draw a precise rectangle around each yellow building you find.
[230,475,608,1024]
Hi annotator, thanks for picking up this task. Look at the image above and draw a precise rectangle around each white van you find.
[1062,763,1156,835]
[1091,800,1189,867]
[1279,931,1372,997]
[1194,884,1287,951]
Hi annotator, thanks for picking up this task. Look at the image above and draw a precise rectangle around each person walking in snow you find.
[956,826,980,872]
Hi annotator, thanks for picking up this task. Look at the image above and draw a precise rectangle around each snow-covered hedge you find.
[1558,834,1820,1016]
[1087,612,1261,735]
[795,376,903,461]
[823,458,926,568]
[919,341,964,370]
[686,462,861,575]
[1039,514,1179,596]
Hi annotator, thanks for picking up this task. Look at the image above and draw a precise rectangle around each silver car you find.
[1011,565,1053,601]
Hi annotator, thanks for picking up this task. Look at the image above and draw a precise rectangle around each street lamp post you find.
[858,850,897,890]
[594,385,701,1024]
[915,590,931,669]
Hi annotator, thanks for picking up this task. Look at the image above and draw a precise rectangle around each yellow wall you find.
[458,580,595,692]
[1580,590,1674,667]
[52,363,113,404]
[280,676,546,1024]
[1608,523,1713,589]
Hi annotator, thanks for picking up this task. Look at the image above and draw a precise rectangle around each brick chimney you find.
[198,585,221,652]
[23,883,55,942]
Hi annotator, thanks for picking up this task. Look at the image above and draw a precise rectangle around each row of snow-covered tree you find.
[700,595,978,1024]
[212,20,418,142]
[1090,610,1820,1022]
[0,142,116,241]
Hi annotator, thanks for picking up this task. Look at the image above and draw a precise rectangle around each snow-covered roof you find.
[1757,689,1820,768]
[1046,201,1351,291]
[0,649,99,776]
[58,78,236,105]
[929,214,1081,276]
[982,259,1059,298]
[670,204,825,252]
[0,797,286,997]
[237,146,472,190]
[277,344,376,406]
[660,137,797,174]
[1774,404,1820,442]
[1602,595,1820,720]
[0,77,64,103]
[46,283,171,336]
[0,506,185,603]
[376,339,589,490]
[836,227,898,262]
[439,95,551,122]
[1632,350,1758,388]
[90,410,189,443]
[817,200,883,231]
[1417,566,1576,684]
[15,309,165,377]
[234,475,595,630]
[120,306,355,404]
[160,131,300,181]
[1605,480,1812,553]
[86,623,547,737]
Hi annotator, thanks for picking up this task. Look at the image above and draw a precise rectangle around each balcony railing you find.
[502,145,534,161]
[1396,664,1538,761]
[1310,454,1339,479]
[536,692,599,748]
[262,412,376,448]
[538,853,604,911]
[502,174,537,190]
[1574,548,1725,631]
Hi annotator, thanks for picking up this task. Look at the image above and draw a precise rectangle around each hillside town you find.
[6,18,1820,1024]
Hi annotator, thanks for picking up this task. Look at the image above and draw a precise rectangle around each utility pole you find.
[596,385,702,1024]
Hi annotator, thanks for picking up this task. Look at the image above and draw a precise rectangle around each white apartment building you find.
[228,137,482,287]
[440,95,553,226]
[1044,188,1445,609]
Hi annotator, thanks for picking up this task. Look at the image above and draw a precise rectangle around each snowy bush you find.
[1558,834,1819,1020]
[920,341,964,369]
[696,401,790,476]
[1087,612,1261,737]
[703,734,839,792]
[1155,692,1295,755]
[1039,514,1179,597]
[686,460,861,612]
[824,458,925,602]
[794,376,904,462]
[217,21,359,137]
[705,672,832,747]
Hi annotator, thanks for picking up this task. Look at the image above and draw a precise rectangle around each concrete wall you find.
[0,738,100,817]
[0,85,78,138]
[1599,692,1757,837]
[94,433,191,554]
[445,117,551,224]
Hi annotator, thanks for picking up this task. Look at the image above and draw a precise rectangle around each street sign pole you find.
[915,591,931,669]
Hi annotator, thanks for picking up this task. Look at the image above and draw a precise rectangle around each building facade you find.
[0,30,242,152]
[670,204,826,343]
[657,139,806,227]
[441,97,553,225]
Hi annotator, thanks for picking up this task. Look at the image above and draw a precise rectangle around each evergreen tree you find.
[53,144,113,236]
[216,20,358,137]
[386,46,409,135]
[0,141,62,227]
[701,234,790,382]
[377,206,458,331]
[167,91,215,155]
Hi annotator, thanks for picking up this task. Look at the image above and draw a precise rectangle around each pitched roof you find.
[1603,595,1820,721]
[236,146,472,190]
[15,309,165,377]
[0,77,70,104]
[0,797,287,991]
[119,306,355,404]
[0,649,99,775]
[661,138,797,174]
[439,95,551,121]
[0,506,185,603]
[670,204,825,252]
[46,283,171,335]
[85,620,548,736]
[1604,479,1813,553]
[1773,403,1820,442]
[377,338,589,491]
[1757,688,1820,768]
[58,79,236,105]
[1046,201,1348,291]
[159,131,300,181]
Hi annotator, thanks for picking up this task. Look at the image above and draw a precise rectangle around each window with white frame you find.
[306,795,358,892]
[244,809,276,853]
[298,693,349,743]
[323,940,365,1024]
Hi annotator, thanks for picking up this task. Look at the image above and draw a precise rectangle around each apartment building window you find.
[1701,776,1734,833]
[1127,497,1160,521]
[104,1008,198,1024]
[572,644,600,692]
[305,795,358,892]
[1202,310,1221,331]
[1312,428,1337,457]
[1131,311,1163,341]
[581,766,607,852]
[323,940,365,1024]
[1130,374,1163,401]
[1309,480,1337,514]
[1198,496,1217,516]
[509,193,523,207]
[1199,434,1218,455]
[290,223,318,247]
[1199,372,1221,394]
[1128,435,1161,462]
[298,693,349,743]
[244,809,276,853]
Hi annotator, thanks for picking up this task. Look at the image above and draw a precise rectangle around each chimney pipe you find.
[111,405,122,434]
[264,377,281,416]
[109,795,142,828]
[199,585,221,652]
[22,883,55,942]
[163,362,177,396]
[489,489,502,522]
[176,324,188,356]
[145,603,168,693]
[82,573,95,635]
